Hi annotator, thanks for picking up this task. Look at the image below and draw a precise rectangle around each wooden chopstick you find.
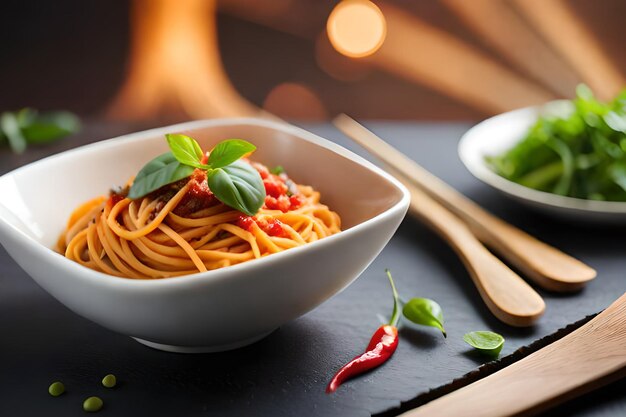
[333,114,596,292]
[388,164,545,326]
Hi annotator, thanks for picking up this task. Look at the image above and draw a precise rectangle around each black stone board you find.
[0,122,624,416]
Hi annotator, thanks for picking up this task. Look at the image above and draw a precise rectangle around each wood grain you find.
[333,114,596,292]
[400,292,626,417]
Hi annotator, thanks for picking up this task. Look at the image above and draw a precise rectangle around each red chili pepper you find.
[326,270,401,393]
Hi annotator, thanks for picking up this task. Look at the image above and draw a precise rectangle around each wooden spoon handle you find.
[334,114,596,291]
[400,292,626,417]
[394,170,544,327]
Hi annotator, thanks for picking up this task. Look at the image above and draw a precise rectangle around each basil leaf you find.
[0,112,27,154]
[208,139,256,169]
[402,298,446,337]
[206,160,265,216]
[128,152,195,199]
[19,109,80,144]
[463,331,505,356]
[166,133,207,169]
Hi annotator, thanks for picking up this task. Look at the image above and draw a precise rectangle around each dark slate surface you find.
[0,122,624,416]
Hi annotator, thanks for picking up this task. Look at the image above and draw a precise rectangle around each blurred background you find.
[2,0,625,124]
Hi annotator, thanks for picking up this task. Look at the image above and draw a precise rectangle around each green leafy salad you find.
[487,85,626,202]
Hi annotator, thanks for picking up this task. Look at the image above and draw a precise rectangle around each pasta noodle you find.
[58,161,341,278]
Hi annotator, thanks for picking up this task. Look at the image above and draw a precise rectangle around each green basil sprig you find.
[128,134,265,216]
[402,297,447,337]
[463,331,505,356]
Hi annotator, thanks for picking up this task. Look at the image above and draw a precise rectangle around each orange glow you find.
[326,0,387,58]
[263,83,327,120]
[108,0,257,121]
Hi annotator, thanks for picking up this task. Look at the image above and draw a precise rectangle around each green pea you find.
[83,396,103,413]
[102,374,116,388]
[48,381,65,397]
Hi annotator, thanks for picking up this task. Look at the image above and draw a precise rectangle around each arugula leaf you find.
[208,139,256,169]
[206,160,265,216]
[609,164,626,192]
[487,84,626,201]
[545,137,574,195]
[166,133,207,169]
[604,111,626,134]
[402,297,446,337]
[128,152,195,199]
[463,331,504,356]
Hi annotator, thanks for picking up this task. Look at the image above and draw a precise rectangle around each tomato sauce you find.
[252,162,304,212]
[236,215,286,237]
[108,193,125,207]
[173,170,217,216]
[232,162,307,237]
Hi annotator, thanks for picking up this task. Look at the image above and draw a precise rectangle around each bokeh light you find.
[315,32,372,82]
[326,0,387,59]
[262,82,327,120]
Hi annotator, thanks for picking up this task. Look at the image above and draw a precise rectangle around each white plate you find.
[458,101,626,223]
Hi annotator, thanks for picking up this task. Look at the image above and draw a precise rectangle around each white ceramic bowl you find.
[459,101,626,223]
[0,118,409,353]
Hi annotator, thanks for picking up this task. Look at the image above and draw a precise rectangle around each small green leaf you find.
[19,109,80,144]
[545,137,574,195]
[402,298,446,337]
[128,152,195,199]
[463,331,505,356]
[166,133,206,169]
[270,165,285,175]
[604,111,626,134]
[15,108,38,132]
[206,160,265,216]
[609,164,626,192]
[0,112,27,154]
[208,139,256,169]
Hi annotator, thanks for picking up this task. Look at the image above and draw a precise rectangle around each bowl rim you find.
[458,103,626,215]
[0,117,410,288]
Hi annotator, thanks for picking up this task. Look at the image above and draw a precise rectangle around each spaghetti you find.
[58,161,341,278]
